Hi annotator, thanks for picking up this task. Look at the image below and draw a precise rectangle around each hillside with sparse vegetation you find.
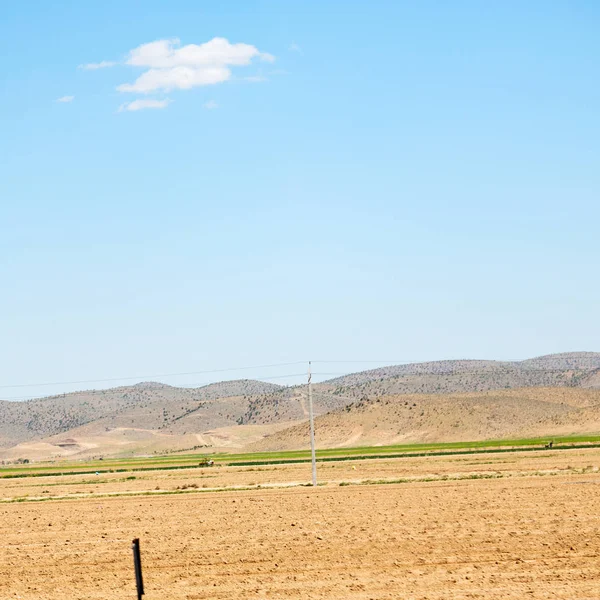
[249,387,600,451]
[0,380,281,448]
[1,353,600,459]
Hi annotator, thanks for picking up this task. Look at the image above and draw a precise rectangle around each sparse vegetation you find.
[2,353,600,461]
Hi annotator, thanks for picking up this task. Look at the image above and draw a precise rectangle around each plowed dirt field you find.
[1,448,600,599]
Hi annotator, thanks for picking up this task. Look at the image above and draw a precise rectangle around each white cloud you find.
[118,98,171,112]
[244,75,267,83]
[56,96,74,103]
[79,60,117,70]
[258,52,275,63]
[289,42,302,54]
[127,37,274,68]
[117,37,274,94]
[118,66,230,93]
[203,100,218,109]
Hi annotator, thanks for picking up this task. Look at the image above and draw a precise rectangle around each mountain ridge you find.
[2,352,600,458]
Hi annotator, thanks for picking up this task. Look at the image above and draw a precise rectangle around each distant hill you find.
[316,352,600,400]
[237,353,600,427]
[519,352,600,371]
[248,387,600,452]
[0,379,281,448]
[2,352,600,459]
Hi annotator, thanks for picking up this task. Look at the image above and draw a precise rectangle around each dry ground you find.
[250,388,600,451]
[1,448,600,599]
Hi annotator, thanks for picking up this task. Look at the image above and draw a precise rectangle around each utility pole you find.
[308,361,317,486]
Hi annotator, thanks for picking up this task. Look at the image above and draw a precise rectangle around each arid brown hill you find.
[0,380,281,448]
[2,352,600,453]
[317,352,600,400]
[238,352,600,426]
[248,387,600,451]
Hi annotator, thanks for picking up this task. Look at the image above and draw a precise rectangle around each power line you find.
[1,357,596,400]
[1,364,593,401]
[178,372,310,388]
[0,372,311,402]
[0,358,544,392]
[312,358,535,365]
[0,372,348,402]
[0,361,308,391]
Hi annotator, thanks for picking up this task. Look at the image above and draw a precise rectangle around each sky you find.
[1,1,599,399]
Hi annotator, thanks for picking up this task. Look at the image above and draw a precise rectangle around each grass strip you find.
[227,442,600,467]
[3,435,600,479]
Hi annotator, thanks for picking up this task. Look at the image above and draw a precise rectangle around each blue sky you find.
[1,1,599,398]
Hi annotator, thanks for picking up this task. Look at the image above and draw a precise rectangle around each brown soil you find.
[1,449,600,599]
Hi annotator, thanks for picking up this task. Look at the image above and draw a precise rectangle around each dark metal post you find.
[132,538,144,599]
